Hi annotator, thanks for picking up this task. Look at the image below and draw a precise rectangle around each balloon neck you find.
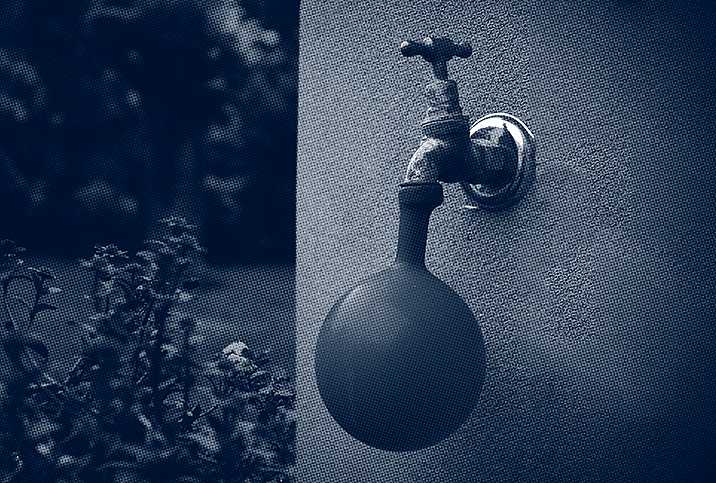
[394,182,444,267]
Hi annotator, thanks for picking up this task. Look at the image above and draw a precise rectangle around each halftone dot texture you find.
[0,1,299,481]
[297,0,716,481]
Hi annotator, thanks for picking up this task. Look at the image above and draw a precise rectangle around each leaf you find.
[28,266,55,281]
[184,428,220,454]
[9,296,31,310]
[1,239,24,255]
[29,302,58,323]
[97,460,141,472]
[2,275,32,297]
[182,279,200,290]
[1,331,49,360]
[1,331,49,374]
[250,370,271,387]
[274,389,295,399]
[26,415,60,441]
[171,477,205,483]
[157,376,178,392]
[33,303,58,314]
[144,239,170,253]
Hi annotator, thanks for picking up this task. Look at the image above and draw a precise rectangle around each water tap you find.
[400,36,536,210]
[313,36,537,452]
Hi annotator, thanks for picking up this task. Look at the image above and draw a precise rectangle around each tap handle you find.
[400,36,472,80]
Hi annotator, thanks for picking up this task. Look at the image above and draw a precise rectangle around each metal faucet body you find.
[402,38,517,188]
[405,78,474,184]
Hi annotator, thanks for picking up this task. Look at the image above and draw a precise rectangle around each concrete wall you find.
[295,1,715,481]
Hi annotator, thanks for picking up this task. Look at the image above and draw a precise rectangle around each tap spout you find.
[403,78,477,184]
[404,127,471,183]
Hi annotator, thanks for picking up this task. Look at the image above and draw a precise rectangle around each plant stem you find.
[132,298,156,384]
[150,299,171,427]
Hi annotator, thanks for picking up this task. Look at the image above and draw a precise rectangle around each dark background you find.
[0,0,300,265]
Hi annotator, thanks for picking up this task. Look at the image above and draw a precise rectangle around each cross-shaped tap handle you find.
[400,37,472,80]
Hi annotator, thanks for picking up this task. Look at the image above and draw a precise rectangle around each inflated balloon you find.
[315,182,486,452]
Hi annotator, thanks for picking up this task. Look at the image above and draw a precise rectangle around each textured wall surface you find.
[295,1,715,481]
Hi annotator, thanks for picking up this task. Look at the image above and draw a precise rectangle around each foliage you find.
[0,219,295,482]
[0,0,299,262]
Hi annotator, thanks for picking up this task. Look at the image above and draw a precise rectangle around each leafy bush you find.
[0,218,295,482]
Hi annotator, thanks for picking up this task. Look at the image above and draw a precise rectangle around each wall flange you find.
[461,113,536,211]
